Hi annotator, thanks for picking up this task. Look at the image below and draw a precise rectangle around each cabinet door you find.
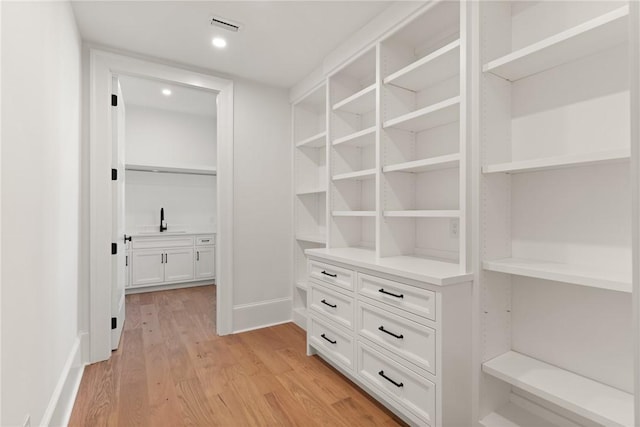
[131,249,164,287]
[195,246,215,279]
[164,248,195,283]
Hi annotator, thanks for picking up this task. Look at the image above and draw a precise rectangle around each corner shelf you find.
[482,351,634,427]
[125,164,217,176]
[483,148,630,174]
[483,257,631,293]
[332,168,376,182]
[332,211,376,217]
[332,126,376,147]
[296,234,327,244]
[384,153,460,174]
[384,39,460,92]
[332,84,376,114]
[383,96,460,132]
[484,6,629,82]
[296,131,327,148]
[384,210,460,218]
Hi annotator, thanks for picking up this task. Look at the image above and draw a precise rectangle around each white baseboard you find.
[125,280,214,294]
[41,333,86,427]
[232,297,292,333]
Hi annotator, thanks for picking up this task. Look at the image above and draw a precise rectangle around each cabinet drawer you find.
[309,260,353,291]
[310,283,354,330]
[357,341,435,426]
[196,235,215,246]
[309,316,354,372]
[358,273,436,321]
[357,301,435,375]
[132,236,195,249]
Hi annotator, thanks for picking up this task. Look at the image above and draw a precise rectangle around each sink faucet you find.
[160,208,167,232]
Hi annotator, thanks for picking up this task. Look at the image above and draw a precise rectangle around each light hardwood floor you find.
[69,285,405,426]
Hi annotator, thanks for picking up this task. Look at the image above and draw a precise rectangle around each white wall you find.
[1,1,82,425]
[232,79,292,330]
[125,171,216,232]
[125,104,217,168]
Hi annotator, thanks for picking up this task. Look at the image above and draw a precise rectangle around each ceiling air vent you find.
[209,15,242,32]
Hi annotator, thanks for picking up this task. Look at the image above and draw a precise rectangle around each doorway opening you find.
[89,50,234,363]
[109,74,219,350]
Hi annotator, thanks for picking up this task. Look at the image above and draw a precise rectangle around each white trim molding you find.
[89,49,234,363]
[40,335,85,427]
[232,297,293,333]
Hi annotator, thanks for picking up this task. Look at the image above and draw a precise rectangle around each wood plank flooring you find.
[69,286,405,426]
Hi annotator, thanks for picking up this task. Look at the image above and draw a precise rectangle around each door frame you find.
[89,49,234,363]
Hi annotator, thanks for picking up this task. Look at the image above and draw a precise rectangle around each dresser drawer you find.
[309,260,354,291]
[310,283,355,330]
[358,273,436,321]
[357,341,435,426]
[196,235,215,246]
[357,301,435,375]
[309,315,354,372]
[132,236,195,249]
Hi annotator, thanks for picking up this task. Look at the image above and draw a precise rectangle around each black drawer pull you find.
[321,333,336,344]
[321,299,337,308]
[378,288,403,299]
[201,239,210,243]
[321,270,337,278]
[378,370,403,388]
[378,326,403,339]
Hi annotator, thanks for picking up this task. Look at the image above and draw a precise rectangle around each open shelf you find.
[125,163,217,176]
[384,210,460,218]
[482,351,633,427]
[296,233,327,244]
[483,148,630,174]
[296,131,327,148]
[332,126,376,148]
[296,187,326,196]
[332,83,376,114]
[483,257,631,293]
[480,396,571,427]
[383,96,460,133]
[332,210,376,217]
[332,168,376,182]
[384,39,460,92]
[384,153,460,174]
[484,6,629,82]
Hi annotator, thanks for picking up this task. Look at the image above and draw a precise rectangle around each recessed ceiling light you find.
[162,88,172,96]
[212,37,227,48]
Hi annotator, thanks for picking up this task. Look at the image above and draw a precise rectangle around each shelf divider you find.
[332,168,376,182]
[384,39,460,92]
[483,257,631,293]
[332,84,376,114]
[384,153,460,174]
[296,131,327,148]
[383,96,460,133]
[332,126,376,147]
[484,6,629,82]
[483,148,630,174]
[482,351,634,427]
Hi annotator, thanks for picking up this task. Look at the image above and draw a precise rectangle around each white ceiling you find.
[119,74,218,117]
[71,1,392,88]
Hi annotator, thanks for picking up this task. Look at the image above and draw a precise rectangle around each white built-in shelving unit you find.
[478,2,634,425]
[329,48,378,251]
[292,84,328,329]
[380,0,467,267]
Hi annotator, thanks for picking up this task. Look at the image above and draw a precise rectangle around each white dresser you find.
[305,248,472,427]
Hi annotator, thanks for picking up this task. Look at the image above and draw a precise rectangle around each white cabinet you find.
[306,254,472,426]
[195,246,215,279]
[163,248,194,282]
[131,249,165,286]
[129,234,214,290]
